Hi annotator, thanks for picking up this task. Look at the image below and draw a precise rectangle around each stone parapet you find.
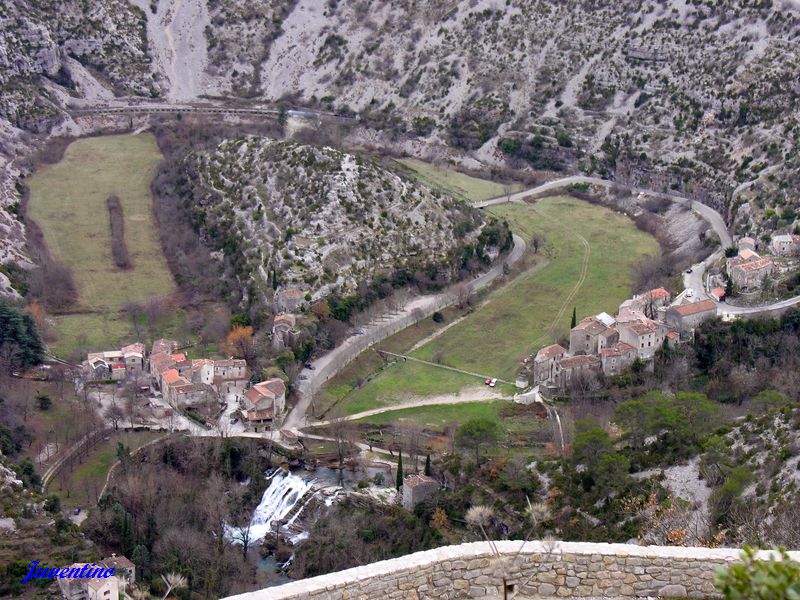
[224,541,800,600]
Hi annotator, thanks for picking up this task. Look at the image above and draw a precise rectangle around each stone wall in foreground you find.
[225,541,800,600]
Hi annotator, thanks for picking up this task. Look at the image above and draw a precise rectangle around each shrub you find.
[715,547,800,599]
[44,494,61,514]
[432,311,444,323]
[36,394,51,410]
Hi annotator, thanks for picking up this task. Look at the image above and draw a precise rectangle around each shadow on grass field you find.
[394,158,523,203]
[27,133,176,359]
[327,195,658,414]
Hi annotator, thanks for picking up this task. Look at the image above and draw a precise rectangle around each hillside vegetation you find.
[177,138,498,307]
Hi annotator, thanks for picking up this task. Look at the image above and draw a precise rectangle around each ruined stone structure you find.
[223,541,800,600]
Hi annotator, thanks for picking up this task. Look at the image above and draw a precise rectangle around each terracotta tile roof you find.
[102,555,134,570]
[738,248,760,261]
[573,318,607,336]
[648,287,670,299]
[738,236,755,245]
[404,474,437,488]
[671,299,717,317]
[121,343,145,356]
[666,331,680,340]
[625,322,657,336]
[535,344,566,361]
[87,577,113,590]
[738,257,773,272]
[559,355,601,369]
[245,408,275,421]
[151,339,176,355]
[150,352,176,375]
[214,359,247,368]
[245,379,286,407]
[162,368,182,386]
[601,342,636,358]
[711,287,725,300]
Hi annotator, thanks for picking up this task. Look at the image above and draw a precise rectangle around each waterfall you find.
[245,470,317,543]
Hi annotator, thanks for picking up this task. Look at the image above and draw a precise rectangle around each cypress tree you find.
[424,454,431,476]
[571,306,577,328]
[396,450,404,490]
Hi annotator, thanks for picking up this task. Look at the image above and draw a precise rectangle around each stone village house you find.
[402,474,439,511]
[83,343,145,381]
[726,248,775,292]
[665,299,717,338]
[531,288,717,391]
[272,313,300,351]
[241,378,286,431]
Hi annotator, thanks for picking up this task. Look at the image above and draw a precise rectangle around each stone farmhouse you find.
[272,313,300,351]
[531,286,717,392]
[665,299,717,337]
[618,287,671,320]
[402,474,439,511]
[58,555,133,600]
[82,343,145,381]
[557,355,601,388]
[600,342,638,376]
[532,344,566,385]
[726,248,775,291]
[568,313,617,355]
[274,286,307,313]
[617,319,668,361]
[241,378,286,431]
[770,233,800,256]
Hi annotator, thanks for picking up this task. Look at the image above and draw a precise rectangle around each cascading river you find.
[246,470,317,542]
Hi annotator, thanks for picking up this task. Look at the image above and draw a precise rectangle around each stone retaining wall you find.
[225,541,800,600]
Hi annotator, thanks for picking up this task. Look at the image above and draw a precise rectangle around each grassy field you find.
[395,158,523,203]
[27,133,176,358]
[358,400,508,428]
[329,195,658,413]
[317,305,479,417]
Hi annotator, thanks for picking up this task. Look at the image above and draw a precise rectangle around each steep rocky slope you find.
[178,138,491,305]
[3,0,800,298]
[247,0,800,224]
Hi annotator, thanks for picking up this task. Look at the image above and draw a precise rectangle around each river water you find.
[234,465,392,544]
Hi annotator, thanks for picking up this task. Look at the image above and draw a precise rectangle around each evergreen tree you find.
[396,450,404,490]
[0,300,44,374]
[424,454,431,476]
[571,306,577,328]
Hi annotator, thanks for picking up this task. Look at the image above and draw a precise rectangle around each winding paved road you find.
[286,174,800,433]
[482,175,800,318]
[283,232,527,430]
